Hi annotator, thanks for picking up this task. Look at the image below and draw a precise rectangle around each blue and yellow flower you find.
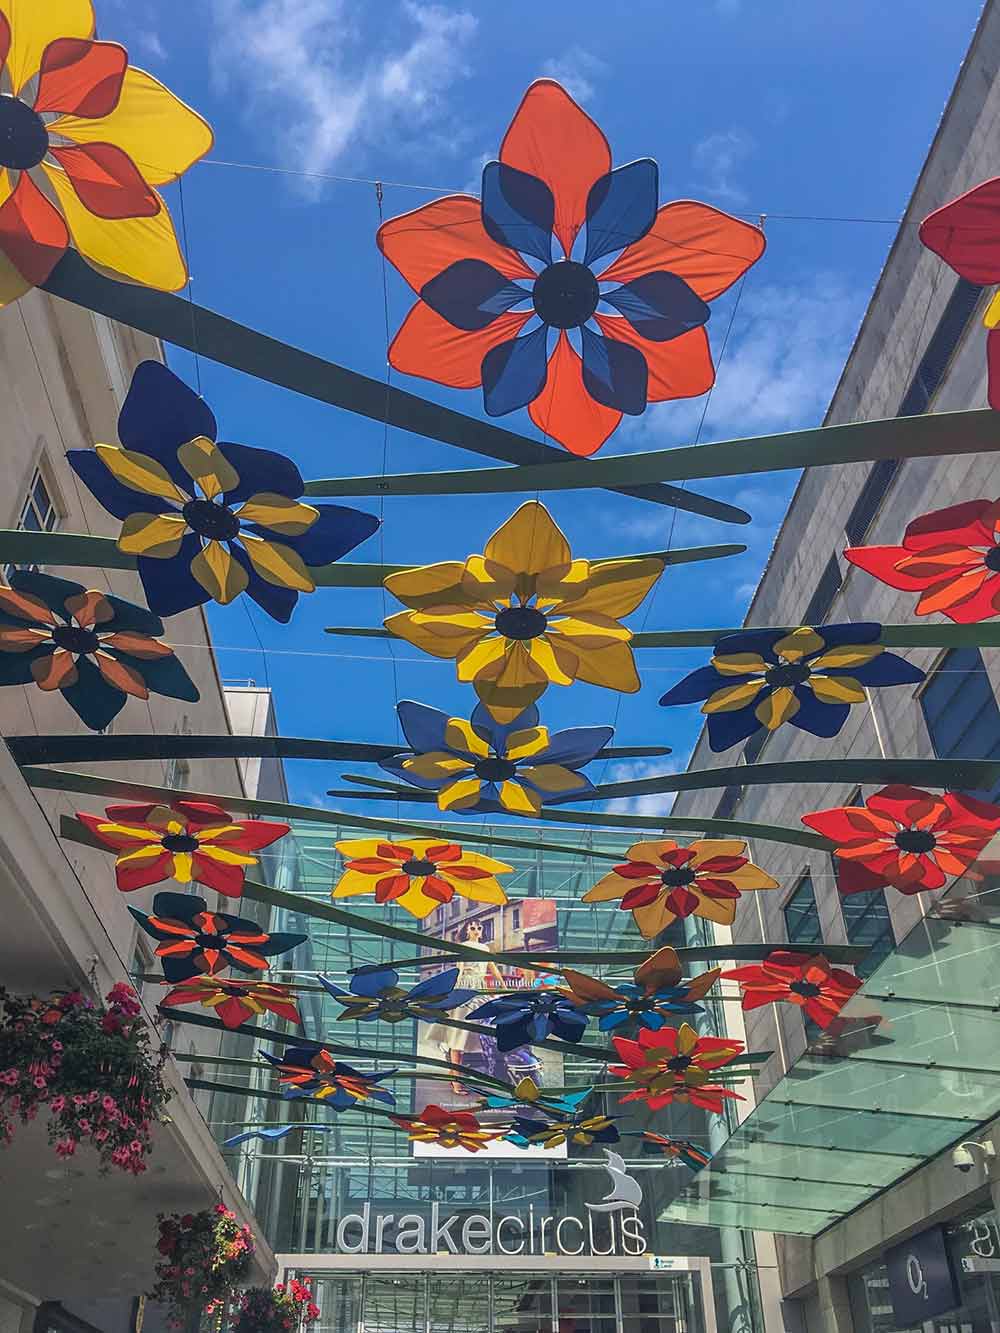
[506,1109,620,1150]
[68,361,379,622]
[319,965,477,1024]
[658,623,924,752]
[381,699,613,815]
[556,948,721,1032]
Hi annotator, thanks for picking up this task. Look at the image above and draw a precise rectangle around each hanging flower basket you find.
[0,983,170,1172]
[151,1205,257,1327]
[232,1280,321,1333]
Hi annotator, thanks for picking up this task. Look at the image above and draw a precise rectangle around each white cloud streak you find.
[691,128,755,206]
[541,47,607,103]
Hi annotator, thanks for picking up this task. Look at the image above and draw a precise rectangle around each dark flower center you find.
[661,867,695,888]
[475,756,518,782]
[895,828,936,854]
[401,858,436,877]
[985,547,1000,573]
[195,933,228,950]
[532,261,599,329]
[52,624,100,655]
[765,661,811,688]
[162,833,199,854]
[182,497,241,542]
[0,96,49,171]
[666,1054,692,1073]
[495,605,548,641]
[789,980,821,998]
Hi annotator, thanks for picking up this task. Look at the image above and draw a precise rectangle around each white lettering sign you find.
[326,1207,647,1257]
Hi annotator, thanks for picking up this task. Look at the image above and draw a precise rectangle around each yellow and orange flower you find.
[0,0,212,305]
[392,1104,500,1153]
[160,976,301,1030]
[332,838,512,920]
[384,501,662,723]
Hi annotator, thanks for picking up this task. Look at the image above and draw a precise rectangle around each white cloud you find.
[692,128,755,206]
[541,47,606,104]
[210,0,477,192]
[135,29,167,60]
[603,759,679,818]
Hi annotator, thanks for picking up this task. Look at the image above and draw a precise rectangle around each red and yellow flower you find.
[802,784,1000,895]
[845,498,1000,623]
[392,1104,500,1153]
[723,951,862,1029]
[332,838,512,920]
[609,1023,746,1113]
[160,976,301,1031]
[78,799,289,897]
[0,0,212,305]
[582,838,778,938]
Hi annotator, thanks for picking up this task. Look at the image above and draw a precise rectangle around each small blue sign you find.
[886,1225,959,1325]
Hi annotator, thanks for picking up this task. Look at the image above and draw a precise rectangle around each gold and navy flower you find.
[384,501,662,724]
[506,1108,620,1150]
[68,361,379,622]
[0,569,198,730]
[658,623,925,751]
[381,699,613,815]
[262,1045,396,1109]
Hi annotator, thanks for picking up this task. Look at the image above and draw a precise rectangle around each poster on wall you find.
[413,896,566,1158]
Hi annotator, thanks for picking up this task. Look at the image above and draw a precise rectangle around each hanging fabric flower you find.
[0,569,198,730]
[392,1104,499,1152]
[582,839,778,938]
[385,501,662,724]
[68,362,379,622]
[919,179,1000,409]
[640,1133,712,1171]
[380,699,614,815]
[76,799,289,897]
[507,1110,620,1150]
[332,837,512,920]
[609,1023,745,1112]
[160,976,301,1030]
[723,951,862,1029]
[658,624,924,751]
[318,965,477,1024]
[557,947,721,1031]
[845,499,1000,623]
[0,0,213,305]
[129,892,306,982]
[262,1046,396,1109]
[378,79,765,456]
[802,785,1000,895]
[471,990,588,1051]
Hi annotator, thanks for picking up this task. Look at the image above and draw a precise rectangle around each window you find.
[802,554,843,624]
[845,458,901,545]
[742,729,769,766]
[5,466,59,579]
[898,277,984,416]
[511,907,521,932]
[714,785,741,819]
[783,873,823,946]
[830,789,896,978]
[921,647,1000,799]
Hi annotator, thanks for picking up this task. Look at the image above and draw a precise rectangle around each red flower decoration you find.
[609,1022,745,1113]
[723,951,862,1029]
[802,784,1000,895]
[391,1103,499,1152]
[920,178,1000,409]
[377,79,764,457]
[845,498,1000,623]
[160,976,301,1030]
[78,800,289,897]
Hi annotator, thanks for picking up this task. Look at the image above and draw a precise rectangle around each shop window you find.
[921,647,1000,799]
[5,465,60,579]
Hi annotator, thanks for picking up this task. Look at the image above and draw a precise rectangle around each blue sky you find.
[96,0,984,814]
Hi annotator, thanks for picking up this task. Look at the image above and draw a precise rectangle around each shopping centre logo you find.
[586,1151,643,1215]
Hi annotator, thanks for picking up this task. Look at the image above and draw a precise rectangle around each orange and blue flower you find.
[658,623,924,752]
[381,700,613,815]
[0,569,198,730]
[319,965,476,1024]
[129,891,306,983]
[262,1045,396,1109]
[67,362,379,622]
[640,1133,712,1171]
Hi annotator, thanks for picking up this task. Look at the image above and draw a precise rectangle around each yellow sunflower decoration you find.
[384,501,664,723]
[332,837,512,920]
[0,0,213,304]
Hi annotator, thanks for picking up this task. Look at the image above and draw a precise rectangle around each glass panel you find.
[556,1276,616,1333]
[428,1273,491,1333]
[860,920,1000,1005]
[493,1275,552,1333]
[660,1197,837,1236]
[779,1056,1000,1121]
[675,1169,870,1214]
[305,1275,362,1333]
[363,1273,424,1333]
[719,1138,911,1188]
[739,1100,950,1158]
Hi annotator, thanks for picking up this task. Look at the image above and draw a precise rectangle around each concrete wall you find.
[669,2,1000,1327]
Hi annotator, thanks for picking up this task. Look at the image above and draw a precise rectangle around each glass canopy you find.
[658,875,1000,1237]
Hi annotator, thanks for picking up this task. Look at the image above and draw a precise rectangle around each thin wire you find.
[241,599,272,691]
[177,175,203,396]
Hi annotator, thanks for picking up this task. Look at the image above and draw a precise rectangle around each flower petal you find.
[421,256,530,331]
[443,716,490,758]
[34,37,126,116]
[0,171,68,287]
[190,540,249,604]
[528,330,621,457]
[497,779,541,815]
[31,647,76,691]
[602,271,710,342]
[95,651,148,698]
[175,435,240,500]
[437,776,484,811]
[117,511,187,557]
[4,0,94,97]
[519,763,589,795]
[499,79,611,257]
[378,193,532,292]
[481,161,554,265]
[484,500,571,576]
[239,533,314,592]
[389,299,531,390]
[94,442,187,503]
[569,558,663,618]
[919,177,1000,285]
[49,66,213,186]
[593,317,714,403]
[584,159,658,267]
[482,323,550,416]
[599,200,765,297]
[580,325,648,415]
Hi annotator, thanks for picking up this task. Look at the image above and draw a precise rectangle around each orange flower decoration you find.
[392,1104,500,1153]
[609,1023,745,1113]
[160,976,301,1030]
[332,837,511,920]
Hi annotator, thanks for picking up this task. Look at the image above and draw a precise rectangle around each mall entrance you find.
[296,1265,713,1333]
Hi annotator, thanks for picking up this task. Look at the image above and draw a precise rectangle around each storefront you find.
[848,1205,1000,1333]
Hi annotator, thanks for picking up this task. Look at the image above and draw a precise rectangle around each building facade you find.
[669,4,1000,1331]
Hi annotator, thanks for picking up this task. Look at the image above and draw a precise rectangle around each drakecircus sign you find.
[332,1203,647,1257]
